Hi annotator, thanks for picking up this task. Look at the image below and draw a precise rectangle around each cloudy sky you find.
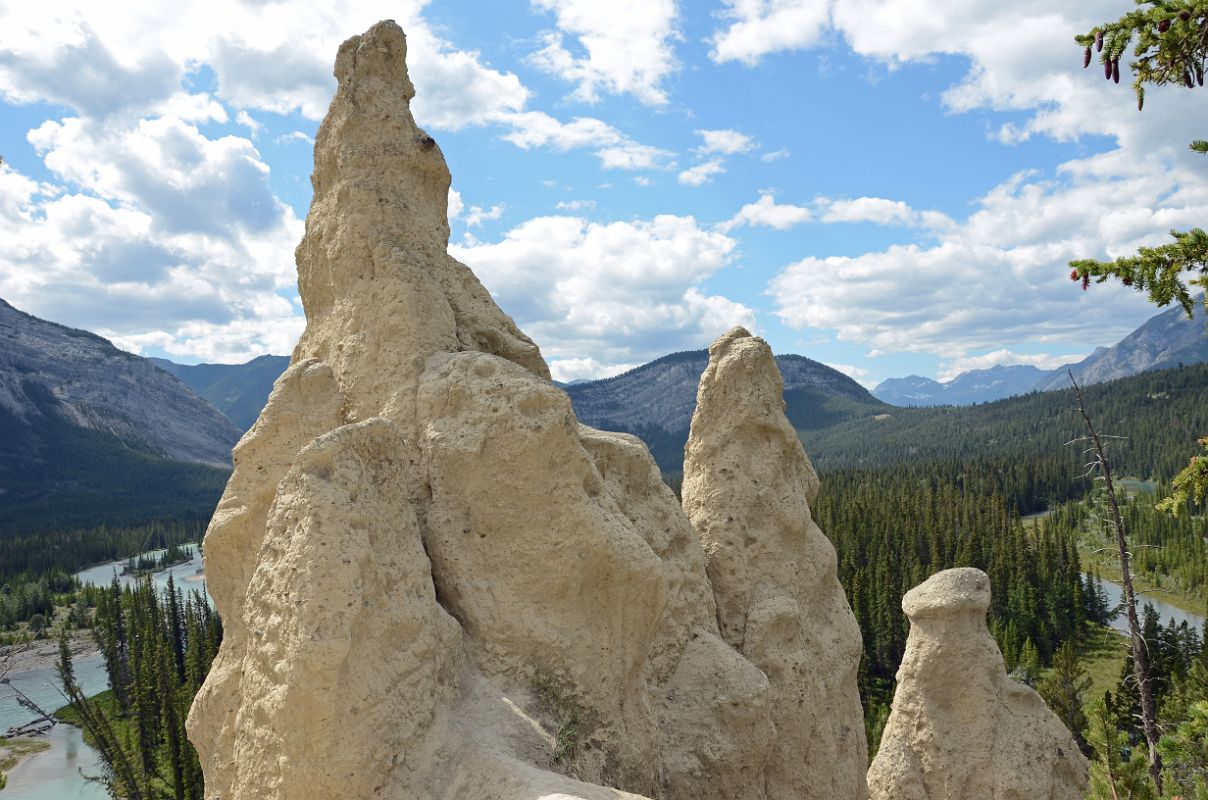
[1,1,1205,386]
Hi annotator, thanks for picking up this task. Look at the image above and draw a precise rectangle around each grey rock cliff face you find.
[1033,298,1207,391]
[0,298,240,467]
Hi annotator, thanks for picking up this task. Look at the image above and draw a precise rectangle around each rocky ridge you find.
[876,298,1208,406]
[0,297,239,468]
[1032,297,1207,391]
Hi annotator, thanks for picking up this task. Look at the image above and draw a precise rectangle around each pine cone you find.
[1186,70,1195,88]
[1105,59,1113,79]
[1095,30,1104,51]
[1158,19,1171,33]
[1084,47,1092,68]
[1179,10,1191,21]
[1112,59,1120,83]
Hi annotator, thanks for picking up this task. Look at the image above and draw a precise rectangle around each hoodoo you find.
[186,20,866,800]
[866,568,1089,800]
[185,19,1088,800]
[681,327,869,800]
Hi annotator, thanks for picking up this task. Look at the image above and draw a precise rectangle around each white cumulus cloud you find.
[549,357,639,383]
[678,160,725,187]
[694,129,756,155]
[710,0,832,65]
[719,193,812,231]
[768,149,1208,360]
[451,214,752,369]
[529,0,679,105]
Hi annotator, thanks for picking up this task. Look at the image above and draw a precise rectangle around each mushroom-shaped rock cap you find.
[902,567,991,619]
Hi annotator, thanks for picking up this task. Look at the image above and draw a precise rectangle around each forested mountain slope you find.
[566,349,889,470]
[153,354,289,431]
[806,363,1208,490]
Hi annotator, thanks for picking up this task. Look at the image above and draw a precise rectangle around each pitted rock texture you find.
[866,568,1089,800]
[186,20,857,800]
[681,326,869,800]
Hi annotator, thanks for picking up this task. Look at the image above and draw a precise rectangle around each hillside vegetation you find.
[806,363,1208,500]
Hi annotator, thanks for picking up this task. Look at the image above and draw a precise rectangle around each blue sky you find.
[1,1,1205,386]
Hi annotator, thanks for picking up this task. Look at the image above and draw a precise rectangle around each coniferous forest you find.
[57,576,221,800]
[813,467,1093,746]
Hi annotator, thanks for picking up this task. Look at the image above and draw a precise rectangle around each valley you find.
[0,10,1204,795]
[3,352,1204,790]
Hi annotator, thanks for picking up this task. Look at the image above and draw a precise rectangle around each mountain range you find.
[2,289,1204,531]
[873,364,1049,407]
[0,298,236,532]
[565,350,888,470]
[873,299,1206,406]
[1031,299,1208,391]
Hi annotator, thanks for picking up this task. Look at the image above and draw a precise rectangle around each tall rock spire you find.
[188,21,796,800]
[681,326,869,800]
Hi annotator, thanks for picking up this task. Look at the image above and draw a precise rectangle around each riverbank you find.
[1,633,98,680]
[1024,497,1207,619]
[1081,548,1207,619]
[0,724,108,800]
[0,736,51,777]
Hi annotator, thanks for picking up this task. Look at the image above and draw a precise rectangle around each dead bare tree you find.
[1068,371,1162,793]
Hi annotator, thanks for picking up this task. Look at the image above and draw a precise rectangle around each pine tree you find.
[1038,641,1093,751]
[1085,697,1158,800]
[1158,701,1208,799]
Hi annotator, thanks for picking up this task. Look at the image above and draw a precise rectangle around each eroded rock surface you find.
[681,327,869,800]
[866,568,1089,800]
[187,20,854,800]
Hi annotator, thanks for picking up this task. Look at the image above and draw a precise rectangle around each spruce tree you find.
[1038,641,1093,751]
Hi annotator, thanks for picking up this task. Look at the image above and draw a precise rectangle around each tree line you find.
[0,520,204,582]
